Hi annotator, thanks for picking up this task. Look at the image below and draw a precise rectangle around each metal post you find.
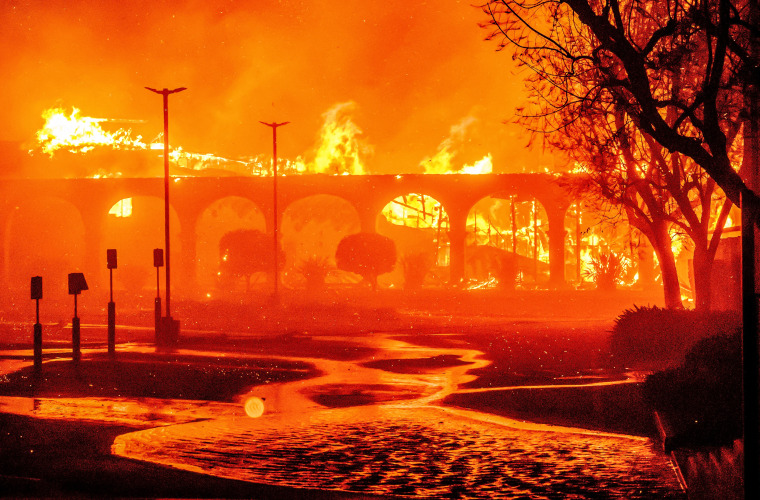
[72,294,80,363]
[576,205,582,283]
[259,120,289,301]
[31,276,42,372]
[742,192,760,494]
[145,87,186,327]
[33,299,41,372]
[155,267,161,340]
[107,267,115,357]
[533,201,538,283]
[511,197,517,254]
[743,1,760,488]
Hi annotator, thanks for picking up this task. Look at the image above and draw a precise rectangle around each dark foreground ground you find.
[0,288,686,498]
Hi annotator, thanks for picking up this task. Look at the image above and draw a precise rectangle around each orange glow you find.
[311,102,369,175]
[36,107,146,156]
[382,193,447,229]
[244,397,265,418]
[422,117,493,174]
[108,198,133,218]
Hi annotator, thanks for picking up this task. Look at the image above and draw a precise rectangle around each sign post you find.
[107,249,117,358]
[68,273,88,363]
[31,276,42,372]
[153,248,163,345]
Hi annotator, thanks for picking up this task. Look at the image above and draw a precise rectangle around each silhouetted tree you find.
[564,106,736,309]
[480,0,760,218]
[218,229,284,292]
[335,232,396,290]
[481,0,747,309]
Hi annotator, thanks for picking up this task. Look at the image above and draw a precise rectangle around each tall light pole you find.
[146,86,186,343]
[260,121,289,301]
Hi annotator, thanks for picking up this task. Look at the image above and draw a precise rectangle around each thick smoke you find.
[0,0,556,177]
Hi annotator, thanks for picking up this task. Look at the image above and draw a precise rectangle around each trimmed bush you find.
[610,305,739,369]
[298,256,331,291]
[335,232,396,290]
[643,329,742,448]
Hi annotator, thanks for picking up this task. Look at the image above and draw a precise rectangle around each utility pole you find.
[744,1,760,495]
[146,87,185,345]
[259,121,289,302]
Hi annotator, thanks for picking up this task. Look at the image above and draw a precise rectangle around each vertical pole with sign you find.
[31,276,42,372]
[107,249,117,358]
[68,273,88,363]
[153,248,163,345]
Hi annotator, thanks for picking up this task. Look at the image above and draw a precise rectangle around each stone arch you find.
[4,196,86,310]
[376,192,451,288]
[195,196,267,294]
[101,195,182,301]
[566,202,643,289]
[465,193,551,287]
[280,194,361,286]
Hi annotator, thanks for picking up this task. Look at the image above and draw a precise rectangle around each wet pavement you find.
[1,329,685,498]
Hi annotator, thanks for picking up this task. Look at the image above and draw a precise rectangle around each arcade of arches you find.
[0,175,653,301]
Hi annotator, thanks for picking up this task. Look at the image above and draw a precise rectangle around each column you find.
[546,205,568,288]
[448,209,467,285]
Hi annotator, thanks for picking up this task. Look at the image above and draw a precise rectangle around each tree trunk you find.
[691,246,714,311]
[649,225,684,309]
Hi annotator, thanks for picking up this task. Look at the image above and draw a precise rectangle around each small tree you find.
[298,256,331,292]
[218,229,284,292]
[401,252,435,291]
[584,250,627,292]
[335,232,396,290]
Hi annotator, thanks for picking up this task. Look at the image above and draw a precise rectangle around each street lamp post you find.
[259,120,289,301]
[146,86,186,345]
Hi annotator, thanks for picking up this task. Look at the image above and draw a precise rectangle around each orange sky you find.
[0,0,557,175]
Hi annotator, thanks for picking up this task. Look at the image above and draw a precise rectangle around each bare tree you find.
[480,0,759,210]
[481,0,751,308]
[566,107,736,309]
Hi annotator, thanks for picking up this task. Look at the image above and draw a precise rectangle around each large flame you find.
[311,101,371,175]
[421,116,492,175]
[33,104,494,178]
[36,107,147,156]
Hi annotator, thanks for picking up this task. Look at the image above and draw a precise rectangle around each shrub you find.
[335,232,396,290]
[298,257,331,291]
[401,252,434,291]
[584,251,627,291]
[218,229,285,292]
[610,305,740,369]
[466,245,518,289]
[643,329,742,448]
